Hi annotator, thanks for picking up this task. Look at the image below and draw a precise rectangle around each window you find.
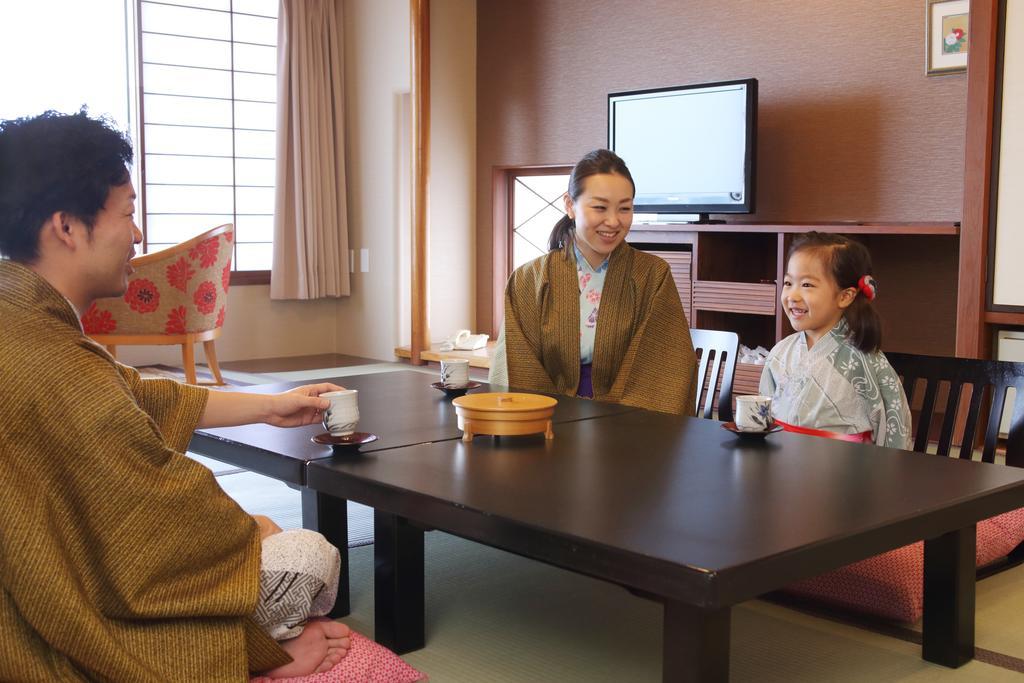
[490,165,571,335]
[138,0,278,275]
[0,1,138,160]
[510,172,571,270]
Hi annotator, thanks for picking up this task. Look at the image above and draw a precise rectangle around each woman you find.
[489,149,697,415]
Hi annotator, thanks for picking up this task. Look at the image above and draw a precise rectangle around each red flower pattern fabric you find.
[189,237,221,268]
[166,257,196,293]
[193,281,217,315]
[81,303,117,335]
[165,306,187,335]
[79,227,232,338]
[125,278,160,314]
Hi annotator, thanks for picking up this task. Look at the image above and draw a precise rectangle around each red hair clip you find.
[858,275,877,301]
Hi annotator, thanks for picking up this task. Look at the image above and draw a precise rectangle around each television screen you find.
[608,78,757,217]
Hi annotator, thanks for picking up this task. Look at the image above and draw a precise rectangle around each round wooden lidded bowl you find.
[451,392,557,441]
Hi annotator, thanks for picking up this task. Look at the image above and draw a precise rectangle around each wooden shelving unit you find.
[645,250,693,324]
[631,222,961,397]
[632,222,959,235]
[692,281,776,316]
[985,311,1024,326]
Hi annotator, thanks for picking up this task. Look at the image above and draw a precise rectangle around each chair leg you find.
[181,342,197,385]
[203,340,225,386]
[106,345,117,359]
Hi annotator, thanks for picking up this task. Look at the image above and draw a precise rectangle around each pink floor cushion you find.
[986,507,1024,550]
[783,509,1024,623]
[250,631,427,683]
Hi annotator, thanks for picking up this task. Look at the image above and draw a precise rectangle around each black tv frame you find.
[608,78,757,222]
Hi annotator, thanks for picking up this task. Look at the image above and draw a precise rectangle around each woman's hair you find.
[788,231,882,353]
[0,109,133,263]
[547,148,635,252]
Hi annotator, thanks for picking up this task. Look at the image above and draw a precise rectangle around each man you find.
[0,110,348,680]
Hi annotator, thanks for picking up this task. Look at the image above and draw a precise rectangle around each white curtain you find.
[271,0,350,299]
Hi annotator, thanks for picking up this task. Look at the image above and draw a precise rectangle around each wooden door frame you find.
[956,0,999,358]
[490,164,572,337]
[410,0,430,363]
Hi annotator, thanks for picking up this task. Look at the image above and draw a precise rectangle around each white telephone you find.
[439,329,489,351]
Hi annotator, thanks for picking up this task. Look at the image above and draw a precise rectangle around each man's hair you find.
[0,109,133,262]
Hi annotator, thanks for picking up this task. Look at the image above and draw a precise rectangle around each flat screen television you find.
[607,78,757,222]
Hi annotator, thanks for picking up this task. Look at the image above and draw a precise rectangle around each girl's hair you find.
[547,148,635,252]
[788,231,882,353]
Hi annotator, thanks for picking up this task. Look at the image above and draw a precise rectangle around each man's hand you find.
[198,382,343,429]
[253,514,282,541]
[264,383,344,427]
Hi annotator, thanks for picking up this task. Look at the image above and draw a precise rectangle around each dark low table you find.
[305,409,1024,681]
[187,369,637,614]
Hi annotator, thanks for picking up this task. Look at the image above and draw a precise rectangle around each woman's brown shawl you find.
[494,244,697,415]
[0,261,289,681]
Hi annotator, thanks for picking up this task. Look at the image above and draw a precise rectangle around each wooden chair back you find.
[691,328,739,421]
[886,352,1024,467]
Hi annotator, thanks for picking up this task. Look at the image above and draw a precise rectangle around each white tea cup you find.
[735,395,773,432]
[440,358,470,389]
[322,389,359,436]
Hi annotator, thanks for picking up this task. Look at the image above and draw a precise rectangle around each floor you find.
[179,353,1024,681]
[219,352,381,374]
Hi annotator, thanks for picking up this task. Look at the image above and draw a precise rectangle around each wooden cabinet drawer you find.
[649,250,693,323]
[692,280,776,316]
[734,361,765,396]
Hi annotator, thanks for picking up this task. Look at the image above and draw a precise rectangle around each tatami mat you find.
[261,363,435,383]
[336,532,1024,682]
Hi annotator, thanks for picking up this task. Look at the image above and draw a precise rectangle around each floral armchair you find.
[81,224,233,385]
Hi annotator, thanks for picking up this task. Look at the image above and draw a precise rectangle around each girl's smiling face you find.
[781,249,857,347]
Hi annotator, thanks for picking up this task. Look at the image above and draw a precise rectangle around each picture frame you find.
[927,0,970,75]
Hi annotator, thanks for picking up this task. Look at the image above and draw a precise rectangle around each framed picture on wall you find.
[927,0,970,75]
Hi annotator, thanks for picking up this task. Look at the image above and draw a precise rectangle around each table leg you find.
[923,525,975,667]
[374,510,425,654]
[663,600,730,683]
[300,489,350,617]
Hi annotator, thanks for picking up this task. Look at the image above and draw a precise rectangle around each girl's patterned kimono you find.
[759,318,912,449]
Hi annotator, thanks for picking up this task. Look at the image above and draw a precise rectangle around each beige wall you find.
[992,1,1024,307]
[338,0,411,360]
[428,0,477,340]
[340,0,477,359]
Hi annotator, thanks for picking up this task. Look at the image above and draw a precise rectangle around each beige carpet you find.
[335,531,1024,682]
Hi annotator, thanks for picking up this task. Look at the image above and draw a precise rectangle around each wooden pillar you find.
[410,0,430,364]
[956,0,999,359]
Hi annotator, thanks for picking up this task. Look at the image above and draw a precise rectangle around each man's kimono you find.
[490,243,697,416]
[0,261,289,681]
[759,318,912,449]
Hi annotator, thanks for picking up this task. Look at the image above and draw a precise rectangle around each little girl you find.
[759,232,912,449]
